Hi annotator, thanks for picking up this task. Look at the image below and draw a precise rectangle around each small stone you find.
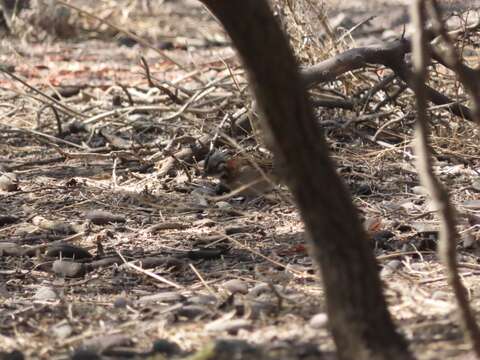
[52,322,73,339]
[309,313,328,329]
[221,279,248,295]
[0,172,18,192]
[176,305,207,319]
[52,260,86,278]
[216,201,232,210]
[412,186,427,195]
[33,287,59,301]
[113,297,128,308]
[187,294,217,305]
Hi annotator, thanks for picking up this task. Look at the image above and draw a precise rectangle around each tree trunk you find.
[198,1,414,359]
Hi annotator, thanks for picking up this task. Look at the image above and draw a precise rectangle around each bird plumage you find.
[204,149,276,196]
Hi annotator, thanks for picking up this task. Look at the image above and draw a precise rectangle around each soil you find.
[1,0,480,359]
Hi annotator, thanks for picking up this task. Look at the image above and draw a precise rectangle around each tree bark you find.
[198,1,414,359]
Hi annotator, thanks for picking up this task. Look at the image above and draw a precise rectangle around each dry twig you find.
[410,0,480,356]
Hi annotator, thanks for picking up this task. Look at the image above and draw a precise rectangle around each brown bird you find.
[204,150,276,197]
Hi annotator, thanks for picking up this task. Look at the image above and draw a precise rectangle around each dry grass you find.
[1,0,480,358]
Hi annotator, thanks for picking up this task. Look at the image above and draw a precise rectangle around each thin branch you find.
[140,56,183,105]
[410,1,480,357]
[428,0,480,123]
[300,25,477,121]
[1,69,85,118]
[114,248,183,289]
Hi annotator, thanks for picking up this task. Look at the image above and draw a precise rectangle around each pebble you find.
[187,294,217,305]
[33,287,59,301]
[216,201,232,210]
[309,312,328,329]
[0,172,18,192]
[52,260,86,278]
[52,322,73,339]
[221,279,248,295]
[113,297,128,309]
[412,186,428,195]
[176,305,207,319]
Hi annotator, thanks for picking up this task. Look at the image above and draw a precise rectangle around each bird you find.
[203,149,276,197]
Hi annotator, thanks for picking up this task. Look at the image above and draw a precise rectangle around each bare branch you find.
[410,0,480,356]
[301,23,478,121]
[428,0,480,122]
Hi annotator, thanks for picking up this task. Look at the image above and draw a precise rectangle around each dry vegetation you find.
[1,0,480,359]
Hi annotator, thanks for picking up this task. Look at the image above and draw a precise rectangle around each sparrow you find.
[203,150,276,197]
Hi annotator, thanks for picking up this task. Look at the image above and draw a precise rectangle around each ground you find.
[1,0,480,359]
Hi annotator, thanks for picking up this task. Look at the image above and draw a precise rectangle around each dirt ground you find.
[1,0,480,359]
